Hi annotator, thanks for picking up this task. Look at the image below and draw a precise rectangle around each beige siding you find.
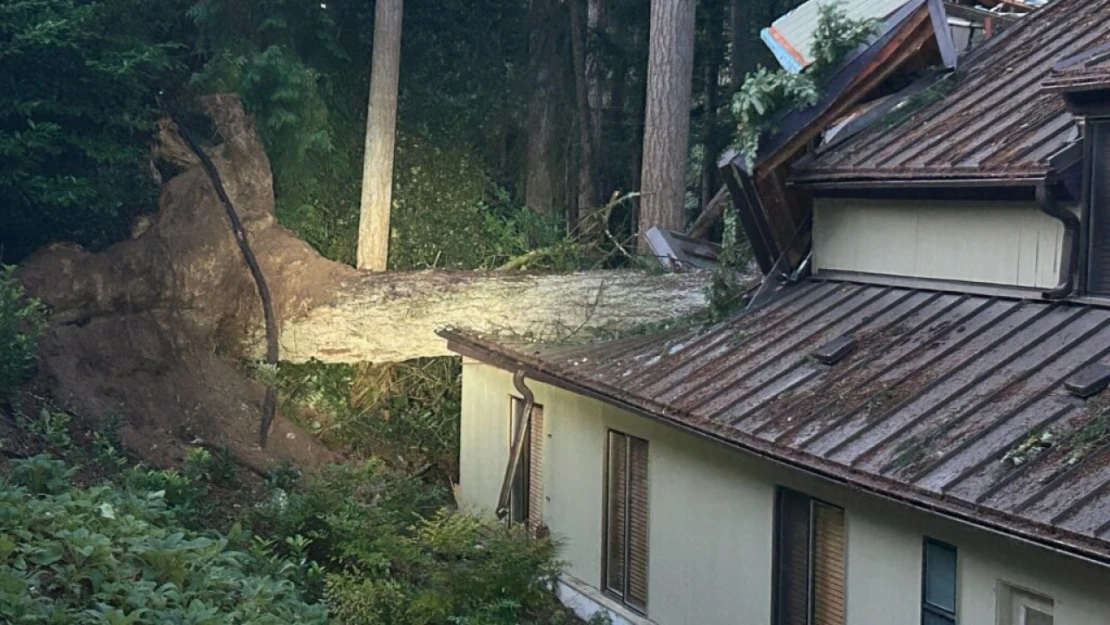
[812,198,1071,289]
[459,362,1110,625]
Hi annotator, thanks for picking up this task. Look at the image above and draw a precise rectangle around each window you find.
[998,583,1054,625]
[603,430,649,613]
[1087,120,1110,296]
[922,539,958,625]
[508,397,543,528]
[773,488,847,625]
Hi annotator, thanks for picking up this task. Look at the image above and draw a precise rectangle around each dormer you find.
[727,0,1110,302]
[1044,45,1110,297]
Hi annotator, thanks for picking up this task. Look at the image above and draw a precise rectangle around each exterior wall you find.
[811,197,1072,289]
[458,359,1110,625]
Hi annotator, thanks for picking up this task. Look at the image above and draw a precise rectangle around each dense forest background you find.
[0,0,803,267]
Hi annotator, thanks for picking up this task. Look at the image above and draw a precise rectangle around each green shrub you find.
[20,408,73,452]
[182,445,238,487]
[244,460,569,624]
[119,465,205,515]
[0,267,45,400]
[0,459,329,624]
[325,511,561,625]
[9,454,74,495]
[277,358,463,477]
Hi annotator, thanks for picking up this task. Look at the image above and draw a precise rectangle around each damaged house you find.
[439,0,1110,624]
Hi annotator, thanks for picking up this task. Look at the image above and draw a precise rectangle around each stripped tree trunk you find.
[357,0,403,271]
[265,269,712,363]
[639,0,697,247]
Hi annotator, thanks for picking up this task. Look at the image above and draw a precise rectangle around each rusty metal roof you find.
[1044,43,1110,93]
[796,0,1110,184]
[442,279,1110,564]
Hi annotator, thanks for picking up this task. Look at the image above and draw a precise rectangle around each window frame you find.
[921,538,958,625]
[771,487,846,625]
[600,429,649,615]
[997,582,1054,625]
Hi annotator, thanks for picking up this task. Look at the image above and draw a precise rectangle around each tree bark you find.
[638,0,696,248]
[569,0,596,227]
[267,269,712,363]
[357,0,403,271]
[525,0,558,215]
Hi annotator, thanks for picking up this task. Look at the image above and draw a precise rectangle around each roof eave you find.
[438,326,1110,571]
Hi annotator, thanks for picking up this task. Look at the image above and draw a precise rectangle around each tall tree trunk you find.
[638,0,696,247]
[700,0,724,212]
[586,0,603,157]
[357,0,403,271]
[729,0,762,94]
[525,0,558,215]
[569,0,596,229]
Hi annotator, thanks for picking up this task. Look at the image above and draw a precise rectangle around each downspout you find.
[495,369,535,520]
[1037,177,1080,300]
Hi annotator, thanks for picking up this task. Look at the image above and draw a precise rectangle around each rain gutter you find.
[495,369,535,521]
[1037,175,1080,299]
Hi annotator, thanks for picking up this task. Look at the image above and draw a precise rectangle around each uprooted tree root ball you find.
[14,94,713,473]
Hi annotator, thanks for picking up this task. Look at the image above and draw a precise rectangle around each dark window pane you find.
[922,610,955,625]
[1025,607,1053,625]
[509,398,530,524]
[776,489,811,625]
[924,540,957,613]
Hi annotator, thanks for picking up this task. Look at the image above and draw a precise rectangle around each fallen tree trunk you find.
[270,269,711,363]
[14,94,713,469]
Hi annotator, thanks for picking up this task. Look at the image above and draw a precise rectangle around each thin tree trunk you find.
[569,0,596,227]
[638,0,696,247]
[525,0,557,215]
[357,0,403,271]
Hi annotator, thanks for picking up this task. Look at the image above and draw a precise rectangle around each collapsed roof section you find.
[762,0,910,73]
[722,0,957,273]
[794,0,1108,187]
[761,0,1032,75]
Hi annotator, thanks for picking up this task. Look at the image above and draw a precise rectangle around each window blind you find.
[604,430,649,613]
[812,502,846,625]
[774,488,846,625]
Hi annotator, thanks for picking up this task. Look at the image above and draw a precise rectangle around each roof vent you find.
[813,334,856,366]
[1064,363,1110,398]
